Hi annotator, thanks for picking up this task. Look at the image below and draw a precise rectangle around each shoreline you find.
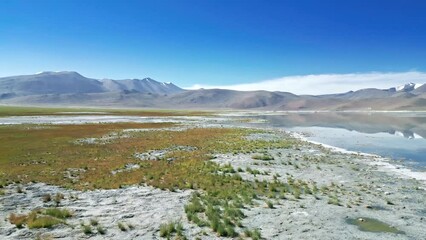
[291,131,426,184]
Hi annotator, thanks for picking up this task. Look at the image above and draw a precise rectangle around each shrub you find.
[266,200,274,209]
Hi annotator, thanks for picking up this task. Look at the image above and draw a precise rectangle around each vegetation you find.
[9,213,27,228]
[97,225,106,235]
[90,218,99,226]
[82,224,92,235]
[43,208,72,219]
[0,106,210,117]
[42,194,51,202]
[159,221,184,238]
[244,228,262,240]
[252,153,274,161]
[9,208,72,229]
[0,116,304,236]
[118,222,127,231]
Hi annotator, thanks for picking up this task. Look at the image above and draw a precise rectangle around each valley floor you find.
[0,112,425,239]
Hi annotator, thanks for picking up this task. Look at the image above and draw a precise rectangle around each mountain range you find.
[0,71,425,110]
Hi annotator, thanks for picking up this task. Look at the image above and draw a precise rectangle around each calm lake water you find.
[253,112,426,170]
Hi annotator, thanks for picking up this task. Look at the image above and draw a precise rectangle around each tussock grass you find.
[43,208,72,219]
[252,153,274,161]
[159,221,184,238]
[97,225,106,234]
[9,208,72,229]
[27,215,63,229]
[82,224,92,234]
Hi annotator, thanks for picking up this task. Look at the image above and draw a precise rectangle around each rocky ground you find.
[0,184,192,239]
[212,132,426,239]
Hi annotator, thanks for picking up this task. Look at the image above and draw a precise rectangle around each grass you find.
[0,122,177,189]
[27,214,63,229]
[42,194,51,202]
[9,208,72,229]
[159,221,184,238]
[90,218,99,226]
[0,105,211,117]
[0,119,299,236]
[252,153,274,161]
[118,222,127,231]
[327,195,341,206]
[82,224,92,234]
[266,200,274,208]
[43,208,72,219]
[97,225,106,234]
[244,228,262,239]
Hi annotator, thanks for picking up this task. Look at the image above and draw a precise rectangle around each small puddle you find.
[346,217,404,234]
[369,205,388,211]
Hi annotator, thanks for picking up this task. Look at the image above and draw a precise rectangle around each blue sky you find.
[1,0,426,94]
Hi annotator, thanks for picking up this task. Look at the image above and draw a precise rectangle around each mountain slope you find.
[101,78,182,94]
[169,89,299,109]
[0,71,425,110]
[0,71,104,95]
[0,72,184,98]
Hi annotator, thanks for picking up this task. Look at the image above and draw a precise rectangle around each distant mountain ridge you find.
[0,71,183,96]
[0,71,425,111]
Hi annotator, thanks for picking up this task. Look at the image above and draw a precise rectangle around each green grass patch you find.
[159,221,184,238]
[0,105,211,117]
[43,208,72,219]
[252,153,274,161]
[27,215,63,229]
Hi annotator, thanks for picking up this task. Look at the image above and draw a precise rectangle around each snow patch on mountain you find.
[396,83,424,91]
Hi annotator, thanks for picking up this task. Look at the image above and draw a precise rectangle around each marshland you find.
[0,106,425,239]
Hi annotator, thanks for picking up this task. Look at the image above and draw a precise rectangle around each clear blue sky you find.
[1,0,426,88]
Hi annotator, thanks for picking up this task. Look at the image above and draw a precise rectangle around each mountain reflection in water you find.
[252,112,426,168]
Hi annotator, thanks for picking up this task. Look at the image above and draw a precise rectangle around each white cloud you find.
[186,71,426,95]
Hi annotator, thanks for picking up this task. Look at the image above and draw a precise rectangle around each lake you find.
[251,112,426,170]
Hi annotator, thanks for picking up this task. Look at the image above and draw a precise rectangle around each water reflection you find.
[250,112,426,168]
[256,112,426,139]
